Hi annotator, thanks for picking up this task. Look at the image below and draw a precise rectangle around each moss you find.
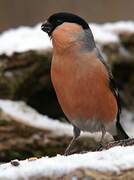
[5,150,33,161]
[0,145,65,162]
[0,119,10,126]
[0,50,52,99]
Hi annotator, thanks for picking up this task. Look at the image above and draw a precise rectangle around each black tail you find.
[114,112,129,141]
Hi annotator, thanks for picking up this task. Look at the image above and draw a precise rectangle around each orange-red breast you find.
[41,12,129,155]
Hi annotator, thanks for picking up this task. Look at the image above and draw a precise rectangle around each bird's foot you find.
[98,138,133,151]
[95,143,103,151]
[64,150,70,156]
[64,148,75,156]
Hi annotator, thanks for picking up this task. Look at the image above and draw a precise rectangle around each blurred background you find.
[0,0,133,162]
[0,0,134,31]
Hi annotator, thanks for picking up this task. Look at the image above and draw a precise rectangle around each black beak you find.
[41,22,53,36]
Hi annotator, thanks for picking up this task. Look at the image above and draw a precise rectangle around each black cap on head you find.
[41,12,89,36]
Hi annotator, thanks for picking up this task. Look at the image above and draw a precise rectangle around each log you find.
[1,146,134,179]
[0,50,64,118]
[0,100,113,161]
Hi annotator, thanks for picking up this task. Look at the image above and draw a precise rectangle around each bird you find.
[41,12,129,155]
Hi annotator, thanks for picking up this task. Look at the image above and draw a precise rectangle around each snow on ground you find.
[0,100,134,179]
[0,146,134,179]
[0,21,134,56]
[0,99,73,136]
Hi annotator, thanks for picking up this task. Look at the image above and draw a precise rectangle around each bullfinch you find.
[41,12,129,155]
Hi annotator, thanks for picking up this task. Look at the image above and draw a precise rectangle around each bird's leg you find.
[64,125,80,156]
[100,124,106,145]
[96,124,106,150]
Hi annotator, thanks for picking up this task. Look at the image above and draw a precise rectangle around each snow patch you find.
[0,21,134,56]
[0,24,52,56]
[103,21,134,33]
[0,99,73,136]
[0,146,134,179]
[121,110,134,137]
[90,23,119,44]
